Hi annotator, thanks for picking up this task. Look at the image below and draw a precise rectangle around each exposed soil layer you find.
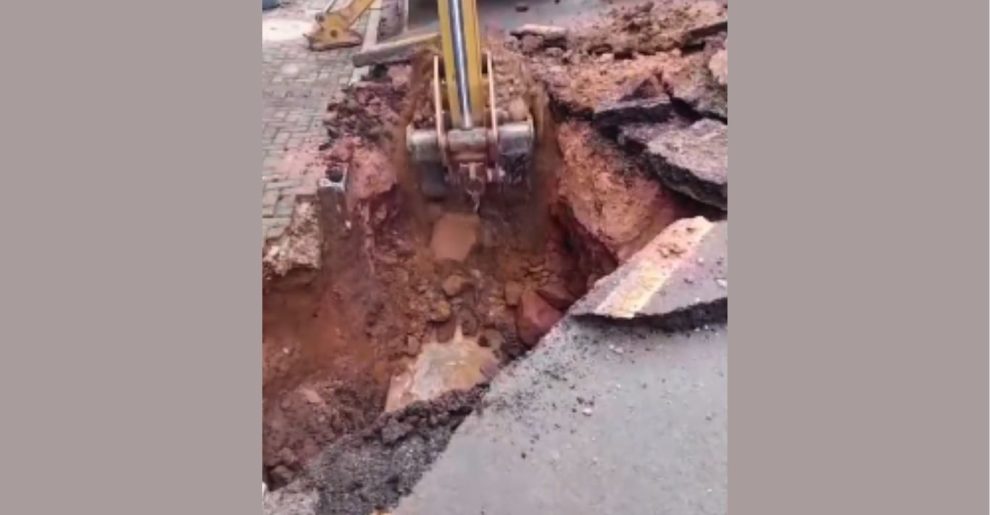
[264,57,597,490]
[263,0,724,505]
[555,121,698,267]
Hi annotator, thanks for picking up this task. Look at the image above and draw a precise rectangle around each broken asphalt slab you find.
[393,319,727,515]
[592,94,674,129]
[571,216,727,328]
[623,119,727,211]
[264,217,728,515]
[389,217,727,514]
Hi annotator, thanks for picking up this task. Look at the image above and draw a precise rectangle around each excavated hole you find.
[261,36,715,499]
[262,98,592,491]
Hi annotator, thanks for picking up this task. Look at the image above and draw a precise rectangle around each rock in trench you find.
[516,290,563,346]
[504,281,524,307]
[537,282,577,311]
[441,274,470,297]
[662,54,727,119]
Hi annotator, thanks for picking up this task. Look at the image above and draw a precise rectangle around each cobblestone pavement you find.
[262,0,371,241]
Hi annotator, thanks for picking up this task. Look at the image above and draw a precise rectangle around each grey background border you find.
[0,0,986,514]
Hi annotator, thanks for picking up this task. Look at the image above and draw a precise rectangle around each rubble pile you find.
[510,0,729,212]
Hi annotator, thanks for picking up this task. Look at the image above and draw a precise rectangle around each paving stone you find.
[262,188,279,207]
[275,195,296,217]
[262,1,372,243]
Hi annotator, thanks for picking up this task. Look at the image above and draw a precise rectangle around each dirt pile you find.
[511,0,730,212]
[511,1,728,121]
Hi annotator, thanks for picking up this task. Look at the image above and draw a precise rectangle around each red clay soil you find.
[554,121,696,266]
[264,65,592,488]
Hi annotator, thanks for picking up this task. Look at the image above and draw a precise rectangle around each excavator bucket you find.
[305,0,377,51]
[403,0,536,209]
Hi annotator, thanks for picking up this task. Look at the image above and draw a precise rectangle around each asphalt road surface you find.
[394,318,727,515]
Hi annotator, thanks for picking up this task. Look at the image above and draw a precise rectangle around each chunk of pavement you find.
[643,119,728,210]
[503,281,523,307]
[570,217,727,330]
[263,201,322,284]
[510,24,568,43]
[681,1,728,45]
[592,95,674,129]
[385,340,496,412]
[708,47,727,87]
[313,389,484,515]
[516,290,564,346]
[380,418,413,444]
[617,122,685,152]
[537,282,577,311]
[662,54,727,119]
[538,54,672,119]
[441,274,471,297]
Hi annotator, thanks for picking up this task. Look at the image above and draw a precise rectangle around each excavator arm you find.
[407,0,536,209]
[307,0,536,209]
